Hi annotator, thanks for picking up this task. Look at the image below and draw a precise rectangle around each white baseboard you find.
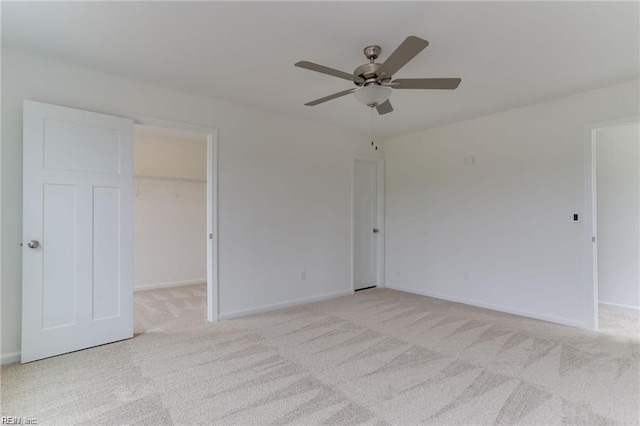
[219,290,353,320]
[599,300,640,311]
[385,283,588,329]
[1,351,21,365]
[134,279,206,292]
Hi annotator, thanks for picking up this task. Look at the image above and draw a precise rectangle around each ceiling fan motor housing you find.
[353,63,391,86]
[354,45,391,86]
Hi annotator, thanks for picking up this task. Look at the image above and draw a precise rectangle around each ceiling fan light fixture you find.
[353,85,391,107]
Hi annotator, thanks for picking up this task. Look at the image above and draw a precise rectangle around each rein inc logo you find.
[1,418,37,425]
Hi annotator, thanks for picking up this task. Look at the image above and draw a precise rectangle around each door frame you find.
[351,156,385,293]
[130,115,219,322]
[585,115,640,331]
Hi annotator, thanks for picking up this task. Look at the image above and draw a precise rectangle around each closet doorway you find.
[132,122,218,325]
[590,120,640,336]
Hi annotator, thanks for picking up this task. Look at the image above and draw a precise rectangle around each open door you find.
[21,100,134,363]
[354,158,379,291]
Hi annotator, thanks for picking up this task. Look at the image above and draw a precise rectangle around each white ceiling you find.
[3,1,639,138]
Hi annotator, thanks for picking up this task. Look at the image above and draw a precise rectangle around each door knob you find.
[373,229,379,233]
[27,240,40,249]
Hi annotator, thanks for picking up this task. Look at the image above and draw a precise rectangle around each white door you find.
[22,100,134,363]
[354,159,379,290]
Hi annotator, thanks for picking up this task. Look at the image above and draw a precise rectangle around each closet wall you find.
[133,125,207,291]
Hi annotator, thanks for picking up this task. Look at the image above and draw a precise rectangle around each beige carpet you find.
[599,304,640,341]
[2,284,639,425]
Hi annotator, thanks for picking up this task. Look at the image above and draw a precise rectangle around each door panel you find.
[42,184,77,329]
[22,100,133,363]
[354,160,378,290]
[43,119,122,174]
[92,186,121,320]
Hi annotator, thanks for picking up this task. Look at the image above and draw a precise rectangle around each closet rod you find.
[134,174,206,183]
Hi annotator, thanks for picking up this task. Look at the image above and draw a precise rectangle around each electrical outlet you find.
[300,270,306,280]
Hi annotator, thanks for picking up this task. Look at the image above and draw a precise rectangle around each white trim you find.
[585,124,598,331]
[599,300,640,311]
[1,352,21,366]
[585,116,640,331]
[218,290,352,320]
[351,156,385,293]
[133,279,206,292]
[129,115,216,136]
[377,159,385,289]
[206,130,219,323]
[131,116,219,322]
[385,283,589,329]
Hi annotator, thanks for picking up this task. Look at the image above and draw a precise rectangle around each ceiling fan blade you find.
[378,36,429,78]
[295,61,361,83]
[376,100,393,115]
[391,78,461,90]
[304,88,356,106]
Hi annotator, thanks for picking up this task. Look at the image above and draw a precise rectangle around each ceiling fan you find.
[295,36,461,115]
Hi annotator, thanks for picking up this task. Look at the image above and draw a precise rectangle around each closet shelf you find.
[134,175,206,198]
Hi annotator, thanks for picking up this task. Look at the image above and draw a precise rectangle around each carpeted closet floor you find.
[2,284,638,425]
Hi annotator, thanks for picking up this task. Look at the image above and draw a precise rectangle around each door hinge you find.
[209,233,213,239]
[592,236,596,243]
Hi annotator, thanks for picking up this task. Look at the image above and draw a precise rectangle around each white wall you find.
[384,79,639,328]
[596,122,640,309]
[1,49,380,362]
[133,130,207,290]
